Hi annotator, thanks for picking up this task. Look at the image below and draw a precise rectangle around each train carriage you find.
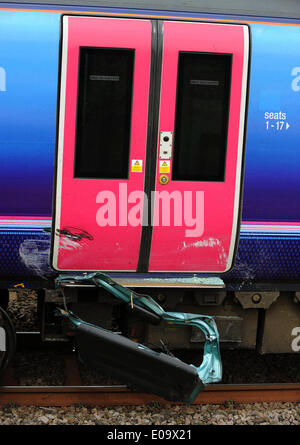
[0,0,299,401]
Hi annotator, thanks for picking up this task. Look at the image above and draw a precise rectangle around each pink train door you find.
[52,16,249,273]
[148,21,249,272]
[52,16,151,271]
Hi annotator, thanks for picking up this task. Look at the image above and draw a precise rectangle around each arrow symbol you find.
[286,122,290,130]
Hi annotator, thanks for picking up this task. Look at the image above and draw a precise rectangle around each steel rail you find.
[0,383,299,406]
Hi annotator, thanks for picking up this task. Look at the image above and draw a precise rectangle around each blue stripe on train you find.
[1,231,300,281]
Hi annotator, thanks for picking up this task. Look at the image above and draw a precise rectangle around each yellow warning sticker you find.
[131,159,143,172]
[159,160,170,173]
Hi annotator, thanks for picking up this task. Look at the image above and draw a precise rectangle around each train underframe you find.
[0,277,299,402]
[1,281,299,355]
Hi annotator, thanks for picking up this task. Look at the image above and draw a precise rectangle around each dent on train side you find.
[19,239,51,277]
[180,238,228,267]
[19,226,94,276]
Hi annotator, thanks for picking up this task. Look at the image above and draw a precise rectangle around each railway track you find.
[1,355,299,407]
[0,383,299,407]
[1,334,299,407]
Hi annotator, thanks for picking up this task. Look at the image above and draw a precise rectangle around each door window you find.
[172,52,232,182]
[75,47,135,179]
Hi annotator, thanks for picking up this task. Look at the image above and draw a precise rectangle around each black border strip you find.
[137,20,163,272]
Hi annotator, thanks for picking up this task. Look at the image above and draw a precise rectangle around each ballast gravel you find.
[0,402,298,425]
[6,291,38,332]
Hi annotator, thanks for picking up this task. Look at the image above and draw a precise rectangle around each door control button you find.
[159,174,169,185]
[159,131,173,159]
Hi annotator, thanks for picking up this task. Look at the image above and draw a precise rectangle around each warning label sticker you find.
[159,160,170,173]
[131,159,143,172]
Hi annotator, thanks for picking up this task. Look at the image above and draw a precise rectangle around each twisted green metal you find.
[56,272,222,386]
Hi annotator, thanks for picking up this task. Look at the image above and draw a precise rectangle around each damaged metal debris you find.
[55,273,222,403]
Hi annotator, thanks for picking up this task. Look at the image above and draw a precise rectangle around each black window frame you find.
[73,46,135,180]
[172,50,233,183]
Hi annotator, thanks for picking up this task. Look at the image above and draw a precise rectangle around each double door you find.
[52,15,249,272]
